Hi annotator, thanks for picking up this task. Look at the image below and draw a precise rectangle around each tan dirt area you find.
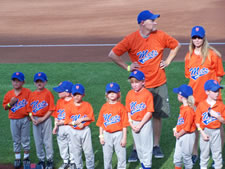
[0,0,224,63]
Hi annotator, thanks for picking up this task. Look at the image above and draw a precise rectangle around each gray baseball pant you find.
[173,132,195,169]
[132,119,153,168]
[200,128,222,169]
[57,125,74,163]
[69,126,94,169]
[10,117,30,153]
[33,116,53,161]
[102,130,126,169]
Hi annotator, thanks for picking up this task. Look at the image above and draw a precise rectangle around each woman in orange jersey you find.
[184,26,225,164]
[172,84,196,169]
[96,82,129,169]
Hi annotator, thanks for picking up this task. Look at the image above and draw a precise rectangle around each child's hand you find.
[36,117,44,125]
[120,137,126,147]
[10,97,18,106]
[202,132,210,141]
[77,123,84,129]
[76,118,83,124]
[100,137,105,145]
[52,126,58,134]
[209,109,219,118]
[133,124,142,133]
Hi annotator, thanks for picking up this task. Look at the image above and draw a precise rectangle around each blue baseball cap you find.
[105,82,120,93]
[129,70,145,81]
[53,81,73,93]
[34,72,48,82]
[72,84,85,95]
[191,26,205,38]
[137,10,160,24]
[204,80,223,92]
[11,72,25,82]
[173,84,193,98]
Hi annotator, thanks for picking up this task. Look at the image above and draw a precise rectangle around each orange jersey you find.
[64,101,95,130]
[3,88,31,119]
[28,88,55,117]
[52,98,73,120]
[96,102,129,133]
[195,100,225,129]
[185,49,225,106]
[176,105,196,133]
[126,88,154,121]
[113,30,179,88]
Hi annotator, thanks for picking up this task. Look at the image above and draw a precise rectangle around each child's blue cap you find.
[137,10,160,24]
[34,72,48,82]
[204,80,223,92]
[173,84,193,98]
[105,82,120,93]
[11,72,25,82]
[191,26,205,39]
[72,84,85,95]
[129,70,145,81]
[53,81,73,93]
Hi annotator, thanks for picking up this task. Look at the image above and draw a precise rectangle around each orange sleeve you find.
[96,105,104,127]
[48,91,55,111]
[121,105,129,127]
[64,105,71,125]
[112,36,131,57]
[163,31,179,49]
[2,91,11,109]
[184,53,190,79]
[51,99,60,118]
[195,104,202,125]
[125,91,131,113]
[214,54,225,77]
[183,110,193,132]
[146,92,154,113]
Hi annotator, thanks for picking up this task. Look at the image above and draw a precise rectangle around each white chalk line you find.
[0,42,225,48]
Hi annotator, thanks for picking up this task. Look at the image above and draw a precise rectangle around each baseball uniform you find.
[195,100,225,169]
[173,105,196,169]
[126,88,154,168]
[28,88,55,161]
[64,101,95,169]
[185,49,225,106]
[3,87,31,153]
[52,98,74,164]
[96,102,129,169]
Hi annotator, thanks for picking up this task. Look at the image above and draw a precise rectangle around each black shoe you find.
[46,159,53,169]
[153,146,164,158]
[23,158,31,166]
[69,163,76,169]
[37,160,45,169]
[14,159,22,169]
[191,155,198,164]
[128,149,138,162]
[59,162,70,169]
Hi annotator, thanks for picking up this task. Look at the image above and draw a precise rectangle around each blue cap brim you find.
[210,86,223,92]
[34,77,46,82]
[12,77,24,82]
[53,86,64,93]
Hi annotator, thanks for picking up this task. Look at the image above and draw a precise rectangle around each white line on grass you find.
[0,42,225,48]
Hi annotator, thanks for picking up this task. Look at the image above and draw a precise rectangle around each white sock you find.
[15,153,21,160]
[24,153,29,159]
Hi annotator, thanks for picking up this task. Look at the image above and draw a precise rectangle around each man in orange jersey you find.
[28,72,55,169]
[3,72,31,169]
[108,10,180,160]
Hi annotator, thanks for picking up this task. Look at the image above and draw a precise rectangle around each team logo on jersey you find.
[130,101,146,115]
[189,67,209,80]
[31,100,48,113]
[70,114,87,127]
[202,111,219,125]
[103,113,121,127]
[57,109,66,120]
[137,50,158,64]
[176,115,184,125]
[11,99,27,113]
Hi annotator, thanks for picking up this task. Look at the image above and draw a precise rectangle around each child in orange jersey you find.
[195,80,225,169]
[126,70,154,169]
[3,72,31,169]
[96,82,129,169]
[64,83,95,169]
[172,84,196,169]
[52,81,75,169]
[28,72,55,169]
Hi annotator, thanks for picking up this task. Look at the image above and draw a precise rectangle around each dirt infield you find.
[0,0,224,63]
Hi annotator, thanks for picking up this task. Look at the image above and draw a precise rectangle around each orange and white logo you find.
[195,27,199,32]
[16,72,19,75]
[38,73,41,76]
[76,85,79,89]
[110,83,113,88]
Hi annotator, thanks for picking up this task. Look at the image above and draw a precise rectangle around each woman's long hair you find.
[188,37,221,64]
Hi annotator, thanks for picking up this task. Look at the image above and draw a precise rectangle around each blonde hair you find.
[187,95,195,109]
[105,92,121,102]
[188,37,222,64]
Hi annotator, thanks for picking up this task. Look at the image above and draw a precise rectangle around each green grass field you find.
[0,62,224,169]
